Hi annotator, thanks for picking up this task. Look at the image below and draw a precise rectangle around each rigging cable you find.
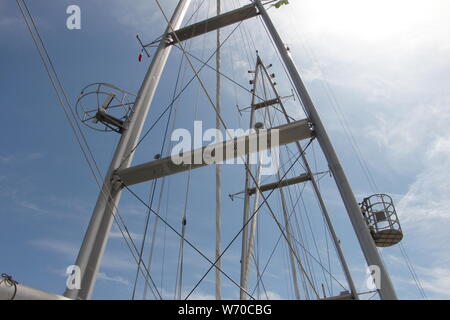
[285,7,428,299]
[184,138,319,299]
[16,0,162,299]
[134,7,200,298]
[399,243,427,299]
[175,0,211,299]
[259,56,338,296]
[253,14,340,296]
[124,183,256,300]
[143,0,204,297]
[119,2,261,168]
[267,98,331,297]
[155,0,320,299]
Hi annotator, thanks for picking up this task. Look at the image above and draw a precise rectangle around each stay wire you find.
[185,138,317,299]
[156,0,320,298]
[268,99,332,296]
[17,0,162,299]
[131,18,208,298]
[133,15,197,299]
[285,8,428,299]
[175,0,210,299]
[119,2,256,167]
[124,183,255,300]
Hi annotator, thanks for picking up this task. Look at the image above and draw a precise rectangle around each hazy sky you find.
[1,0,449,300]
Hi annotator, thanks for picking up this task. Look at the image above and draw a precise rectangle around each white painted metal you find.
[255,0,397,300]
[231,174,310,198]
[242,152,262,299]
[13,0,397,302]
[64,0,193,300]
[0,282,70,300]
[215,0,222,301]
[116,119,313,186]
[239,61,260,300]
[168,4,258,43]
[277,174,301,299]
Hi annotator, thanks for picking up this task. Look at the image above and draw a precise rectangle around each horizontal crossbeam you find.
[253,97,280,110]
[116,119,313,186]
[247,173,310,196]
[0,281,70,300]
[320,293,354,301]
[168,4,259,44]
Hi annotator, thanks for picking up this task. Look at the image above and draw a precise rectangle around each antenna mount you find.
[76,83,136,133]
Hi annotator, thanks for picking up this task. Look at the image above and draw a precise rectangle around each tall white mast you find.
[239,59,260,299]
[64,0,193,300]
[215,0,222,301]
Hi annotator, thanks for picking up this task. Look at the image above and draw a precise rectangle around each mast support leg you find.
[254,0,397,300]
[64,0,193,300]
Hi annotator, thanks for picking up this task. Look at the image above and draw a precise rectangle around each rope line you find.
[17,0,162,299]
[0,273,18,300]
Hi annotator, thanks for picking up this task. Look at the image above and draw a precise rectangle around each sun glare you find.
[296,0,444,43]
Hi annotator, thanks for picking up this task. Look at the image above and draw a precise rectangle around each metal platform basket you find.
[76,83,136,133]
[361,194,403,247]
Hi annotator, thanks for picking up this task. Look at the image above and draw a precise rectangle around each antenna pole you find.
[278,178,301,299]
[239,59,261,299]
[64,0,192,300]
[215,0,222,301]
[254,0,397,300]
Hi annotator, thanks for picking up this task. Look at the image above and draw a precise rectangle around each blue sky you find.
[1,0,449,300]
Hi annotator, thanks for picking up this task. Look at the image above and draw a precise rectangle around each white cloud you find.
[28,153,45,160]
[17,200,49,214]
[102,254,135,271]
[388,253,450,299]
[398,136,450,223]
[7,0,450,300]
[0,3,21,29]
[109,231,143,241]
[108,0,175,31]
[186,292,215,300]
[0,153,45,165]
[30,238,135,271]
[162,290,215,300]
[97,272,130,286]
[31,239,78,259]
[265,291,283,300]
[0,155,14,164]
[268,1,450,300]
[419,267,450,299]
[48,267,130,287]
[367,100,450,165]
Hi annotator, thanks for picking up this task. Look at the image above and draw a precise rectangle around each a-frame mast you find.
[63,0,397,300]
[2,0,402,301]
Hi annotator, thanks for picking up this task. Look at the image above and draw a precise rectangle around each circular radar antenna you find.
[76,83,136,133]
